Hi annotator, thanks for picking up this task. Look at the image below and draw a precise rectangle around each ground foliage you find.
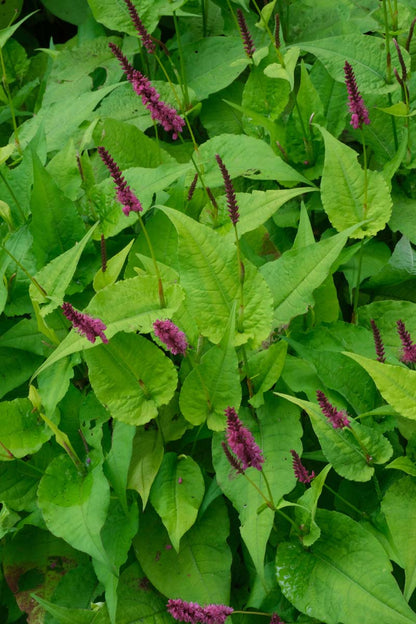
[0,0,416,623]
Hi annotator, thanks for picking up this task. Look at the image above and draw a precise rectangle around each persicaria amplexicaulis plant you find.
[153,319,188,355]
[236,9,256,59]
[344,61,370,129]
[215,154,240,226]
[62,302,108,344]
[316,391,351,429]
[223,407,264,471]
[370,319,386,363]
[397,319,416,364]
[97,146,142,215]
[109,42,185,139]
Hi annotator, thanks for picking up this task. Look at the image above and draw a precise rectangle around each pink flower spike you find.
[109,42,185,140]
[97,146,142,216]
[123,0,155,54]
[316,391,350,429]
[344,61,370,129]
[236,9,256,58]
[215,154,240,226]
[167,600,205,624]
[270,614,285,624]
[153,319,188,355]
[225,407,264,470]
[397,319,416,364]
[290,450,315,484]
[370,319,386,363]
[62,302,108,344]
[202,605,234,624]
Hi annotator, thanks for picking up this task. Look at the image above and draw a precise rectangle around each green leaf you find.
[150,453,205,551]
[41,0,90,24]
[196,134,312,187]
[179,307,241,430]
[30,223,97,316]
[295,464,332,547]
[161,206,273,346]
[276,510,416,624]
[32,275,184,378]
[0,398,55,458]
[0,347,43,399]
[29,153,86,265]
[213,395,302,580]
[344,352,416,421]
[298,34,410,94]
[218,188,316,241]
[0,10,36,49]
[31,597,96,624]
[93,500,139,624]
[86,333,178,426]
[37,454,111,568]
[382,477,416,601]
[264,48,300,89]
[319,126,392,238]
[87,0,188,34]
[104,421,135,513]
[37,356,77,416]
[276,393,392,481]
[93,239,134,292]
[127,427,164,509]
[260,228,351,327]
[0,461,40,510]
[248,341,288,408]
[386,456,416,477]
[134,497,232,603]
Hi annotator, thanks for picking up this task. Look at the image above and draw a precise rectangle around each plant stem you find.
[1,244,47,297]
[351,131,368,323]
[137,214,166,308]
[382,0,393,83]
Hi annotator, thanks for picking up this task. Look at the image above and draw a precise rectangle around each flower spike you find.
[167,600,234,624]
[109,42,185,139]
[290,450,315,484]
[97,146,142,216]
[123,0,155,54]
[236,9,256,58]
[270,615,285,624]
[370,319,386,363]
[316,391,350,429]
[62,303,108,344]
[215,154,240,226]
[225,407,264,470]
[397,319,416,364]
[153,319,188,355]
[344,61,370,129]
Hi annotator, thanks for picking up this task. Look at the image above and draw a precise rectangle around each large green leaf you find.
[212,395,302,580]
[260,228,351,327]
[38,454,111,568]
[161,206,273,346]
[30,224,97,316]
[86,333,178,426]
[32,275,184,378]
[298,34,410,94]
[149,453,205,551]
[179,308,241,430]
[320,127,392,238]
[248,340,288,408]
[134,497,232,603]
[0,347,43,399]
[104,421,135,513]
[382,477,416,601]
[127,427,164,509]
[93,500,139,624]
[276,393,392,481]
[87,0,188,34]
[0,398,55,458]
[344,353,416,421]
[276,510,416,624]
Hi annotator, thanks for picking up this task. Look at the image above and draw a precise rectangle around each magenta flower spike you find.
[153,319,188,355]
[370,319,386,363]
[225,407,264,470]
[123,0,155,54]
[215,155,240,226]
[344,61,370,130]
[62,302,108,344]
[167,600,205,624]
[270,614,285,624]
[290,450,315,484]
[167,600,234,624]
[236,9,256,58]
[316,391,351,429]
[397,319,416,364]
[109,42,185,139]
[97,146,142,216]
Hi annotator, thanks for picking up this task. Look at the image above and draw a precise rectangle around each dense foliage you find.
[1,0,416,623]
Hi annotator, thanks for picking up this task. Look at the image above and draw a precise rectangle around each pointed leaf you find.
[127,427,164,509]
[93,239,134,292]
[150,453,205,552]
[276,510,416,624]
[104,421,136,513]
[86,333,177,426]
[248,341,288,408]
